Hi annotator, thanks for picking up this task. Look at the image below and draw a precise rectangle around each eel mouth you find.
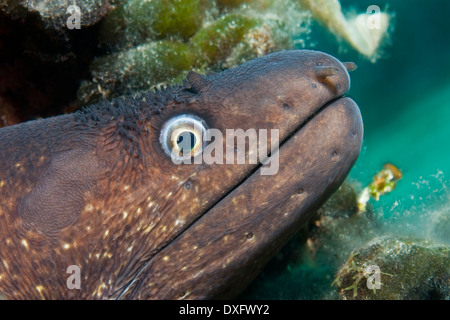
[118,89,363,299]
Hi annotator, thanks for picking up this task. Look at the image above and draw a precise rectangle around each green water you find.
[345,0,450,213]
[243,0,450,299]
[342,0,450,230]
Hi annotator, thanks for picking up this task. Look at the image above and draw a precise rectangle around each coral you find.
[333,237,449,300]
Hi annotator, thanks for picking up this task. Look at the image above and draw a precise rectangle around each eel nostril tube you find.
[343,62,358,72]
[313,66,340,78]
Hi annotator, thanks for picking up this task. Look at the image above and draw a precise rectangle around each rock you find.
[77,40,196,104]
[333,237,449,300]
[0,0,113,32]
[0,96,21,127]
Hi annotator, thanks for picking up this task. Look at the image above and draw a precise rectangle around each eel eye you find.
[160,114,208,161]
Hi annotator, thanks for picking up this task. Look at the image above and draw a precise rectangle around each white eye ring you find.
[160,114,208,161]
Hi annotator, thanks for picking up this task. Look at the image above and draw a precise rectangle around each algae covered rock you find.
[0,0,113,31]
[1,0,393,121]
[100,0,208,49]
[216,0,253,8]
[78,40,196,103]
[0,0,107,125]
[242,180,449,301]
[75,0,392,106]
[333,237,450,300]
[190,13,258,66]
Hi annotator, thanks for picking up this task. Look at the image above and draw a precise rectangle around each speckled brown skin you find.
[0,50,362,299]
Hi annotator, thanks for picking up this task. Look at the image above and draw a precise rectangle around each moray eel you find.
[0,50,363,299]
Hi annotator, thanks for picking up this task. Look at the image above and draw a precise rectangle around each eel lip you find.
[123,96,363,300]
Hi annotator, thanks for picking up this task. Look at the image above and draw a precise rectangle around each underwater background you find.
[241,0,450,299]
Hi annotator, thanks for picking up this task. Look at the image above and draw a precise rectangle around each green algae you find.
[80,12,258,103]
[190,14,258,66]
[216,0,253,8]
[78,40,196,103]
[100,0,208,49]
